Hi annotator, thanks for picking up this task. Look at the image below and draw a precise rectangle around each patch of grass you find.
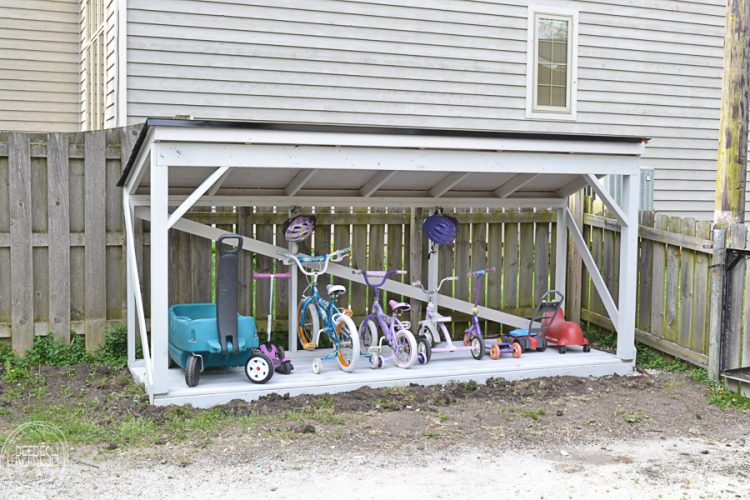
[688,368,750,411]
[423,431,440,439]
[520,408,546,421]
[585,327,617,350]
[636,345,690,372]
[437,413,449,423]
[622,411,648,424]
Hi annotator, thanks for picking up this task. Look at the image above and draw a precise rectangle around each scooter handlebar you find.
[253,272,292,279]
[468,267,496,277]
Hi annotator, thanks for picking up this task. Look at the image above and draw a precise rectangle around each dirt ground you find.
[1,367,750,499]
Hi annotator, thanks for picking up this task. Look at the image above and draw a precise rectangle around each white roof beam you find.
[494,173,540,198]
[205,167,233,196]
[565,207,620,326]
[555,175,590,198]
[429,172,470,198]
[132,195,565,210]
[360,170,396,197]
[167,166,230,229]
[584,174,629,226]
[285,169,318,196]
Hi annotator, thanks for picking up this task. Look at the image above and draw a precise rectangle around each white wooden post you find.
[555,207,568,308]
[288,241,298,352]
[150,154,170,395]
[124,190,136,364]
[616,173,639,361]
[427,209,439,307]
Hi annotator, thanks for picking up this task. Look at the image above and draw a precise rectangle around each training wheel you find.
[312,358,323,374]
[489,343,501,360]
[377,355,385,368]
[558,346,567,354]
[583,344,591,353]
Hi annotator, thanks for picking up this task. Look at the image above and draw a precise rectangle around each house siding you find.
[0,0,80,132]
[125,0,726,219]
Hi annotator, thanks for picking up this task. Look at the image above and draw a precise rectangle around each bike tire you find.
[392,329,418,369]
[297,300,320,349]
[335,314,360,373]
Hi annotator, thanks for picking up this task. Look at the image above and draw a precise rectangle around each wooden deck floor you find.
[129,347,633,408]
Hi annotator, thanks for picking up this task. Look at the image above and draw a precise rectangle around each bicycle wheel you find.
[297,300,320,349]
[392,329,418,369]
[360,319,378,350]
[335,314,360,372]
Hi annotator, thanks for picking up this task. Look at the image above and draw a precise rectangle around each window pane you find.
[538,18,568,42]
[550,86,566,107]
[537,62,551,86]
[551,65,567,85]
[552,42,567,64]
[538,85,551,106]
[536,15,570,110]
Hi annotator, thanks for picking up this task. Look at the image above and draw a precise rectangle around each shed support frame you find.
[119,122,644,401]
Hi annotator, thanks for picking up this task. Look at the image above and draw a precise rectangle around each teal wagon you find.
[168,234,274,387]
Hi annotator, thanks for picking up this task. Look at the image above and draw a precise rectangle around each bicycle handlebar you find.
[279,247,350,276]
[354,269,405,289]
[253,272,291,280]
[412,275,458,294]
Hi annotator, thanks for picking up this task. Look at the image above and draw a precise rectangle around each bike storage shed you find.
[118,118,646,407]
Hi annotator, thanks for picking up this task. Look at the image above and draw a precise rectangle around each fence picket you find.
[678,218,696,350]
[692,221,710,354]
[636,212,655,333]
[502,219,519,310]
[664,217,681,343]
[518,214,534,309]
[535,217,550,303]
[9,133,33,353]
[649,214,669,340]
[47,134,71,343]
[590,201,604,315]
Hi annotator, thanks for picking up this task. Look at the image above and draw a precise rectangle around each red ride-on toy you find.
[545,313,590,354]
[504,290,563,353]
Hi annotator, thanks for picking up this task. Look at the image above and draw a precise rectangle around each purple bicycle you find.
[355,270,420,369]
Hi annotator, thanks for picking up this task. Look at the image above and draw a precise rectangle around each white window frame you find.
[526,6,578,121]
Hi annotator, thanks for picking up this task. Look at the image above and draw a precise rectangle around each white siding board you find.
[0,0,79,132]
[126,0,727,219]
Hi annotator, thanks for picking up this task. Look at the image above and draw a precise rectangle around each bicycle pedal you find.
[302,342,316,350]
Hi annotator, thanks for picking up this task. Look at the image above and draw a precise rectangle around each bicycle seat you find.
[326,284,346,298]
[389,299,411,313]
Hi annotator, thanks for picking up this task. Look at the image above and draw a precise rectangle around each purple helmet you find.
[423,213,458,245]
[283,214,316,242]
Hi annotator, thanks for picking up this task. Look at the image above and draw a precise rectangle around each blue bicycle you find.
[280,247,361,374]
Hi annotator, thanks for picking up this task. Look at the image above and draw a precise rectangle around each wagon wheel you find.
[511,343,522,359]
[185,355,201,387]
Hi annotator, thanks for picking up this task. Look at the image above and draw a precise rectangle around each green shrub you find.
[25,335,92,366]
[94,325,131,368]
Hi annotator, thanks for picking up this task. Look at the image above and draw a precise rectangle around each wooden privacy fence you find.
[1,127,746,376]
[0,128,140,353]
[577,198,716,367]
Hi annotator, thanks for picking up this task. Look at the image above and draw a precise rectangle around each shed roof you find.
[118,118,647,206]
